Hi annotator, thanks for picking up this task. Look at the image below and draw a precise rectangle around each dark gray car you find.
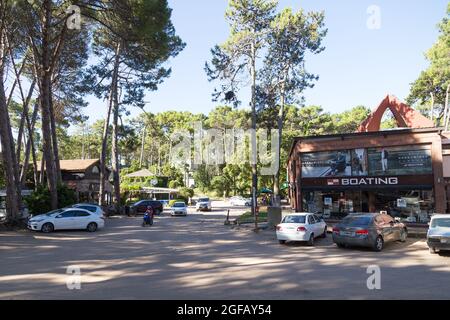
[332,213,408,251]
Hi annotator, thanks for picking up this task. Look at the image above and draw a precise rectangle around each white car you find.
[72,203,105,217]
[196,197,212,211]
[28,208,105,233]
[230,196,251,206]
[171,202,188,216]
[427,214,450,254]
[276,213,327,246]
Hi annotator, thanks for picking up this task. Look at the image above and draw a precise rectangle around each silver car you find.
[427,214,450,254]
[332,213,408,252]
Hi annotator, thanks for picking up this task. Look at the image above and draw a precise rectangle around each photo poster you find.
[367,145,432,176]
[301,150,351,178]
[350,148,368,176]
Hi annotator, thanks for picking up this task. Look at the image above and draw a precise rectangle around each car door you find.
[315,215,326,235]
[73,210,92,229]
[54,211,76,230]
[378,215,394,241]
[307,215,316,236]
[384,215,400,240]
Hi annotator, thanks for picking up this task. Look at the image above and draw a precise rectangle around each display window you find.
[302,189,434,223]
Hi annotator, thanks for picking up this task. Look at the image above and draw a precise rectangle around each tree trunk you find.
[0,31,22,223]
[20,103,39,186]
[250,42,258,232]
[40,0,58,209]
[139,125,146,168]
[273,82,286,205]
[99,42,121,206]
[48,86,62,183]
[111,73,121,212]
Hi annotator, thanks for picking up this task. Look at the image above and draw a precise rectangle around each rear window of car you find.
[199,198,209,202]
[431,218,450,228]
[341,216,372,226]
[75,211,91,217]
[78,206,96,213]
[282,216,306,224]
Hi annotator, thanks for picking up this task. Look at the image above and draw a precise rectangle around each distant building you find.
[39,159,113,204]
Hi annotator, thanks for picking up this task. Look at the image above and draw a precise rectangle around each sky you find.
[81,0,449,125]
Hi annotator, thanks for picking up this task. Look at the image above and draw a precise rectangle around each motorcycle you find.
[142,207,154,227]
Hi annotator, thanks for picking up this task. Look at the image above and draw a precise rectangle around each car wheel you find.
[87,222,97,232]
[429,247,438,254]
[322,228,327,238]
[373,236,384,252]
[336,242,345,248]
[399,228,407,242]
[279,240,286,245]
[307,234,314,246]
[41,223,54,233]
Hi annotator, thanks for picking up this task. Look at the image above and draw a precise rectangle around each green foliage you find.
[168,199,187,207]
[407,4,449,121]
[332,106,371,134]
[178,187,194,199]
[25,184,77,215]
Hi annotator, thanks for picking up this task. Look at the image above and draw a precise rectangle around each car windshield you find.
[341,216,372,226]
[173,203,185,207]
[431,218,450,228]
[199,198,209,202]
[45,209,64,216]
[282,216,306,224]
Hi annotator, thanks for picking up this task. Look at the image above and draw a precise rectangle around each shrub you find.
[168,199,187,207]
[178,187,194,199]
[25,184,77,215]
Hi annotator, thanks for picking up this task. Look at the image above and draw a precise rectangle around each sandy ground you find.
[1,201,449,300]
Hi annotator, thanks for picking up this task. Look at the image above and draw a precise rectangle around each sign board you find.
[324,197,332,206]
[397,198,407,208]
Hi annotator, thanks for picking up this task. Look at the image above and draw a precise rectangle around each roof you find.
[38,159,100,172]
[287,95,438,160]
[431,214,450,219]
[288,127,442,160]
[60,159,100,171]
[125,168,156,178]
[284,212,314,216]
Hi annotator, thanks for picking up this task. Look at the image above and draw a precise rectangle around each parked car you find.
[230,196,252,206]
[196,197,212,211]
[171,202,188,216]
[72,203,105,217]
[427,214,450,254]
[276,213,327,246]
[131,200,164,215]
[332,213,407,252]
[28,208,105,233]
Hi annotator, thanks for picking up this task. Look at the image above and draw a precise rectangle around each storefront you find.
[287,128,446,224]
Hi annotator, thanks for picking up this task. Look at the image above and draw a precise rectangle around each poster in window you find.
[301,150,351,178]
[351,149,368,176]
[367,145,432,176]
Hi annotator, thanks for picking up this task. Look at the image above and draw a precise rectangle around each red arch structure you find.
[357,95,435,132]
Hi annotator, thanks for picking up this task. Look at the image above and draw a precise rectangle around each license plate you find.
[340,231,355,237]
[441,239,449,244]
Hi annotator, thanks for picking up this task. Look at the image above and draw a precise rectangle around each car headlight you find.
[31,219,44,223]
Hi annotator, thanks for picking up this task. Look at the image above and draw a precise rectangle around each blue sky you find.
[82,0,448,124]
